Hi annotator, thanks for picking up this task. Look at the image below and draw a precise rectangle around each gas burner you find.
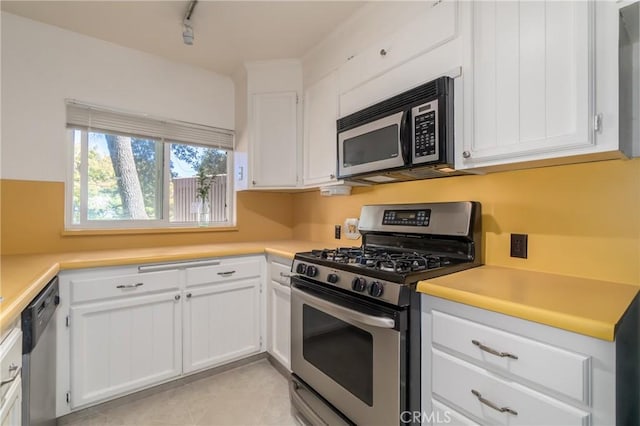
[310,247,363,263]
[310,247,452,274]
[371,253,446,273]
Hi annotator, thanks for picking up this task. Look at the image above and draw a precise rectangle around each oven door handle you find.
[292,286,396,329]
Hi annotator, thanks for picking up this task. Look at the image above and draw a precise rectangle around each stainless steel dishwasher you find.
[21,276,59,426]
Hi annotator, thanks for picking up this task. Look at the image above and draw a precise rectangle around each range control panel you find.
[382,209,431,226]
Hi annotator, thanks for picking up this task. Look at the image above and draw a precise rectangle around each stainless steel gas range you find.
[289,201,482,426]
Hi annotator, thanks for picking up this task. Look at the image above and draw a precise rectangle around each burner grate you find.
[309,247,451,273]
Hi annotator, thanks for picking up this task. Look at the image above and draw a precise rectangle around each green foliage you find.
[131,138,160,217]
[194,148,227,202]
[78,133,228,221]
[86,147,122,220]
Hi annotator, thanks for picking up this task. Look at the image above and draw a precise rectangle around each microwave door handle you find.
[292,286,396,329]
[399,109,411,165]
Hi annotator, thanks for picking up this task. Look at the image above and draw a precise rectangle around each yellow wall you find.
[0,180,294,255]
[292,159,640,285]
[3,159,639,286]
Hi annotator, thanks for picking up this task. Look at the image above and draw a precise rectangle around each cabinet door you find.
[303,71,339,187]
[70,292,182,408]
[461,1,593,169]
[338,1,458,99]
[268,280,291,370]
[183,278,261,373]
[0,379,21,426]
[251,92,298,187]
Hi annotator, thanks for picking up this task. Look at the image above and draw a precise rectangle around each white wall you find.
[1,12,234,182]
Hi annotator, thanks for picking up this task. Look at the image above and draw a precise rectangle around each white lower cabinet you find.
[0,328,22,426]
[433,349,589,426]
[422,295,638,425]
[0,378,21,426]
[432,399,478,426]
[57,255,265,415]
[183,278,261,373]
[266,256,292,370]
[70,292,182,408]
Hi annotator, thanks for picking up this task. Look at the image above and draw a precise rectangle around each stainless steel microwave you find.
[337,76,464,184]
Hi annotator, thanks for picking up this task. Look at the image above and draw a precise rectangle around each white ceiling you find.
[1,1,366,76]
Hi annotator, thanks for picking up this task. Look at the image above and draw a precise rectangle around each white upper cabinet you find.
[338,1,458,98]
[338,1,459,117]
[459,1,627,170]
[236,60,302,190]
[252,92,299,187]
[303,70,340,187]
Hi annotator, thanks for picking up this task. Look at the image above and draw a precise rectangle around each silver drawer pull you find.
[279,272,292,278]
[116,283,144,289]
[138,259,221,272]
[1,365,21,387]
[217,270,236,277]
[471,390,517,416]
[472,340,518,360]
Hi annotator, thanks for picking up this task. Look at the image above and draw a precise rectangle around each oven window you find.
[343,125,399,167]
[302,305,373,406]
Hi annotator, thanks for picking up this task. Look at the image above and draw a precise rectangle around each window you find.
[67,101,234,229]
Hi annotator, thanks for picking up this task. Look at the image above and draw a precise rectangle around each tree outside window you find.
[71,130,230,228]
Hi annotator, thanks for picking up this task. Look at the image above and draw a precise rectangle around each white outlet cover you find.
[344,218,360,240]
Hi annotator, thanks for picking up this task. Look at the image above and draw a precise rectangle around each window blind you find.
[66,100,234,149]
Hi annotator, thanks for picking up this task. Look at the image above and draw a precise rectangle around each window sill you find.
[61,226,239,237]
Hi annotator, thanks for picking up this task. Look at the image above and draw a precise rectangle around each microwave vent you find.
[337,77,448,131]
[397,168,447,179]
[397,167,468,180]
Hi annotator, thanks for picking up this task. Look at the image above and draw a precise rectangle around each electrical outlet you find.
[510,234,528,259]
[334,225,341,239]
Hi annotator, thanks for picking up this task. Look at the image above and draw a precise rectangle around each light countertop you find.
[0,240,330,333]
[3,244,638,342]
[417,265,639,341]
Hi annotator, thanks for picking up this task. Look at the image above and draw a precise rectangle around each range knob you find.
[306,265,318,278]
[351,277,367,292]
[368,281,384,297]
[296,263,307,274]
[327,273,339,284]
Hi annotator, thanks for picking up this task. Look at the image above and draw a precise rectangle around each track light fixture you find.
[182,0,198,46]
[183,18,194,45]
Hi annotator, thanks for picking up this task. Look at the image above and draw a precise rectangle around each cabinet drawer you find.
[186,257,261,287]
[70,270,180,303]
[270,259,292,285]
[0,328,22,404]
[432,349,590,426]
[432,399,479,426]
[432,311,590,403]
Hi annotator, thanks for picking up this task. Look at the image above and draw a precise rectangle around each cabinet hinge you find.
[66,315,70,327]
[594,113,603,133]
[66,392,70,404]
[296,94,299,104]
[260,336,263,347]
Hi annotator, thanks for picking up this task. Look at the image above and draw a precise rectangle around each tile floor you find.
[59,359,298,426]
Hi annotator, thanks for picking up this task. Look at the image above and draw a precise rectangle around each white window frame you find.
[65,103,235,230]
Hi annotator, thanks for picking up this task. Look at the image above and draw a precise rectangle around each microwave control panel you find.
[412,100,439,163]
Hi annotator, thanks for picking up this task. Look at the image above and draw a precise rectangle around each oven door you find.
[291,278,405,426]
[337,111,407,179]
